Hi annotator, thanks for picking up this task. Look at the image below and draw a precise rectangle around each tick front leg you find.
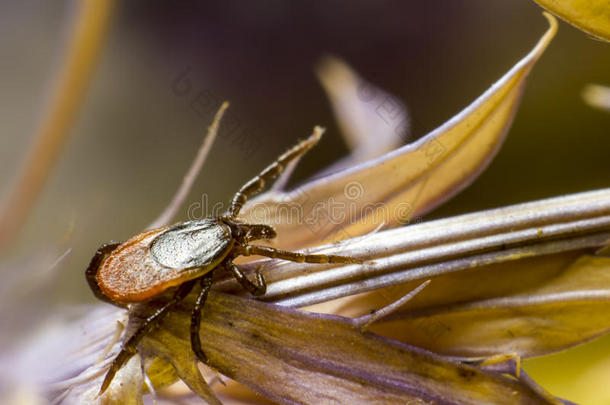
[226,260,267,296]
[190,271,215,364]
[99,280,196,396]
[226,127,323,218]
[236,245,362,265]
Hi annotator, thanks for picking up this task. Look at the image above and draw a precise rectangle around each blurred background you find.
[0,0,609,402]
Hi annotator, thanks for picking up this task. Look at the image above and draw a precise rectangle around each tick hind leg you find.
[236,244,362,265]
[226,127,323,218]
[227,261,267,296]
[99,280,196,396]
[189,262,265,367]
[190,271,215,364]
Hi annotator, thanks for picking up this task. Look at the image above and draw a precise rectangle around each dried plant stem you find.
[216,188,610,307]
[0,0,115,252]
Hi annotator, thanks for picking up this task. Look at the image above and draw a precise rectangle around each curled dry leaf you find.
[533,0,610,42]
[137,292,560,405]
[241,13,557,250]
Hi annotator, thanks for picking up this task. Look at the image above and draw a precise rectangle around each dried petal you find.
[140,292,559,404]
[241,14,557,250]
[316,56,408,172]
[369,254,610,358]
[271,57,409,192]
[140,320,222,405]
[534,0,610,41]
[64,355,144,405]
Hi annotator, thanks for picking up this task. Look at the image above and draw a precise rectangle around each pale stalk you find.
[215,188,610,307]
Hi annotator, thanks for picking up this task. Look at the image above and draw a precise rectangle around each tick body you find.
[96,219,233,303]
[86,130,362,395]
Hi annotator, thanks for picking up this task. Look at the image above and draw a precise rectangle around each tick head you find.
[256,225,277,240]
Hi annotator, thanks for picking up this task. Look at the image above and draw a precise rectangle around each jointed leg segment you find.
[226,261,267,296]
[188,259,266,367]
[227,128,323,218]
[190,272,215,364]
[236,244,362,264]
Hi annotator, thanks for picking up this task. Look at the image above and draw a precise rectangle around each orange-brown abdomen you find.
[96,227,175,303]
[96,219,233,303]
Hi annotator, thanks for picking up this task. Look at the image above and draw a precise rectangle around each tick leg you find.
[86,242,126,308]
[190,271,215,364]
[99,280,196,396]
[226,127,323,218]
[236,245,362,265]
[227,260,267,296]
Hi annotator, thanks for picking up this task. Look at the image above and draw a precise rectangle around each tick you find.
[86,131,361,395]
